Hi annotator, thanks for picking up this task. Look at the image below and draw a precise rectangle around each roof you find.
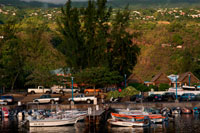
[177,72,199,82]
[127,74,144,84]
[151,72,171,82]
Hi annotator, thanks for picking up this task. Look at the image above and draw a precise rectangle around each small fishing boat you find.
[1,107,9,118]
[112,112,166,124]
[107,118,150,127]
[181,107,192,114]
[172,107,181,114]
[28,117,78,127]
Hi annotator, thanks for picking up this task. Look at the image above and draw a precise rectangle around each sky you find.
[20,0,89,4]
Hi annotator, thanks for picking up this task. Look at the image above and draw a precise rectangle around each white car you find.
[68,94,96,104]
[33,94,60,104]
[51,88,80,94]
[28,86,51,94]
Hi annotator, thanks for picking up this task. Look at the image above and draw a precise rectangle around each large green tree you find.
[0,20,25,91]
[73,67,122,88]
[57,0,140,79]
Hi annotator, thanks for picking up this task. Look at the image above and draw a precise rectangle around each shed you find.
[151,73,171,86]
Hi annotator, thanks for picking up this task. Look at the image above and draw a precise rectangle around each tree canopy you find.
[57,0,140,83]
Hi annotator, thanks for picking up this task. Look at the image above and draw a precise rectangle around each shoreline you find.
[2,101,200,110]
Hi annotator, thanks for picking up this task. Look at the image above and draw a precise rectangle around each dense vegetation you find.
[0,0,200,91]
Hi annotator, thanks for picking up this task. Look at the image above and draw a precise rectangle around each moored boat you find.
[172,107,181,114]
[111,112,166,124]
[181,107,192,114]
[28,117,78,127]
[107,118,150,127]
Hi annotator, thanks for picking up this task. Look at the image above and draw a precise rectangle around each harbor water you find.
[1,114,200,133]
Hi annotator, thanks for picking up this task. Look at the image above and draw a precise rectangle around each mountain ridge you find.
[1,0,200,8]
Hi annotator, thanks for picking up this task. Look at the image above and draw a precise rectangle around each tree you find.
[0,20,25,91]
[172,34,184,46]
[57,0,110,70]
[73,67,123,89]
[22,22,66,87]
[57,0,140,78]
[108,8,140,76]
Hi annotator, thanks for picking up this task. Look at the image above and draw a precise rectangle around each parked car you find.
[84,88,102,94]
[68,94,96,104]
[33,94,60,104]
[51,88,80,94]
[130,95,143,102]
[0,96,14,105]
[28,86,51,94]
[195,93,200,101]
[180,93,195,101]
[146,94,162,102]
[162,92,176,101]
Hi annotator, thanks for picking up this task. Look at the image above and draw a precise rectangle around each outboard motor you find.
[161,107,172,117]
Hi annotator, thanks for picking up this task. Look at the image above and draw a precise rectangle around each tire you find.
[60,91,64,94]
[31,91,35,94]
[34,100,39,103]
[87,99,91,104]
[46,91,50,94]
[4,101,8,105]
[168,97,173,102]
[50,100,55,104]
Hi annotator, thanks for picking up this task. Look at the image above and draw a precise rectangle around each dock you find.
[85,106,105,126]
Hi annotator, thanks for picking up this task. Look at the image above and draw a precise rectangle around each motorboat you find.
[107,117,150,127]
[172,107,181,114]
[181,107,192,114]
[1,107,9,118]
[28,117,78,127]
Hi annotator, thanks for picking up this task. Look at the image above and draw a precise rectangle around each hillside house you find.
[127,74,144,85]
[177,72,200,87]
[148,73,172,86]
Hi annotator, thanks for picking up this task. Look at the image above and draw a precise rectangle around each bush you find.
[159,83,170,91]
[149,84,158,91]
[128,83,151,92]
[106,86,139,99]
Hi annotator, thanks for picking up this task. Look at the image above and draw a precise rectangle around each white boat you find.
[29,117,78,127]
[111,112,165,124]
[107,118,150,127]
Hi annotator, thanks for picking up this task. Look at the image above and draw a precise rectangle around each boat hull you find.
[29,118,77,127]
[108,119,149,127]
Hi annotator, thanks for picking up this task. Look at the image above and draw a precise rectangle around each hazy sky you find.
[20,0,89,4]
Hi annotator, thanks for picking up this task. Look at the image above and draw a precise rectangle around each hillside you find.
[0,5,200,86]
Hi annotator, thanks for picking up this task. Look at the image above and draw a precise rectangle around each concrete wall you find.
[3,102,200,110]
